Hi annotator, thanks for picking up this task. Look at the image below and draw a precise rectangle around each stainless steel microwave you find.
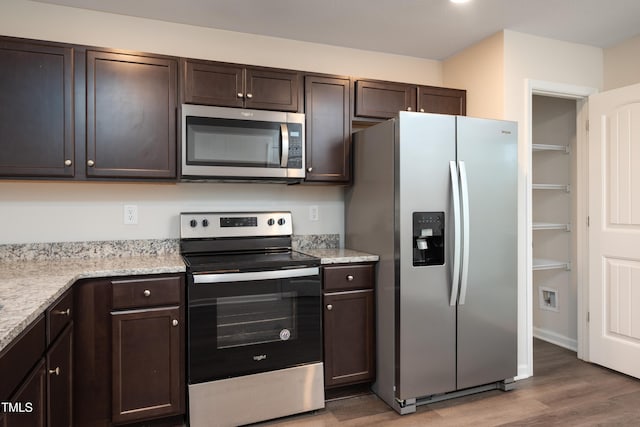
[181,104,305,181]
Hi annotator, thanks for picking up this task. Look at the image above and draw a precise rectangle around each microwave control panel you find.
[287,123,303,169]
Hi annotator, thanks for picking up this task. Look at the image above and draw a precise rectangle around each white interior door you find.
[589,82,640,378]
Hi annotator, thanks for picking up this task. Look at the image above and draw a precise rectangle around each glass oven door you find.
[187,267,321,384]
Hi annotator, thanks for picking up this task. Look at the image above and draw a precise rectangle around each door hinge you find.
[586,120,589,132]
[587,216,590,227]
[587,311,590,322]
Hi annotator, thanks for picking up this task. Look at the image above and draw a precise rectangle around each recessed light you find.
[450,0,471,3]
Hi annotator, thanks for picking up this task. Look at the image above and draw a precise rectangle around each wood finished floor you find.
[257,339,640,426]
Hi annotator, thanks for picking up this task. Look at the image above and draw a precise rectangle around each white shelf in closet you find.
[532,183,571,192]
[533,258,571,271]
[532,222,571,231]
[532,144,570,153]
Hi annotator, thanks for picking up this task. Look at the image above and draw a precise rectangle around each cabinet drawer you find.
[112,276,182,310]
[47,290,73,345]
[323,264,374,292]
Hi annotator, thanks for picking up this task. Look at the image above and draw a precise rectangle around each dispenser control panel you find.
[412,212,444,266]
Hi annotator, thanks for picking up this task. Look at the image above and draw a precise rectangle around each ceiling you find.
[34,0,640,60]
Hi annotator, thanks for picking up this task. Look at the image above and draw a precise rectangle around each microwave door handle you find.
[280,123,290,167]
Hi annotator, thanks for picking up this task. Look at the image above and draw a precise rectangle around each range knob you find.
[278,218,286,226]
[189,219,197,228]
[202,219,209,227]
[267,218,275,226]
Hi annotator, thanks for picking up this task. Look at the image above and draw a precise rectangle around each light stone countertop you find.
[299,248,379,264]
[0,245,377,355]
[0,254,185,354]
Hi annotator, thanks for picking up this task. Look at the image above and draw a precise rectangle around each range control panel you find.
[180,211,293,239]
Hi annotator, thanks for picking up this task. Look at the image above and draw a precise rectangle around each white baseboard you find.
[533,327,577,352]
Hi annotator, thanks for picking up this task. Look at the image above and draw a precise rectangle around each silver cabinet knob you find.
[64,159,72,166]
[49,367,60,376]
[53,308,71,316]
[246,93,253,99]
[237,92,244,98]
[143,289,151,297]
[172,319,178,327]
[420,108,425,113]
[87,160,95,167]
[307,167,313,172]
[407,107,413,111]
[346,275,354,281]
[326,304,333,311]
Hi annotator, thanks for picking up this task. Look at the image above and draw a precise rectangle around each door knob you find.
[143,289,151,297]
[49,367,60,376]
[346,275,354,281]
[87,160,95,167]
[172,319,178,327]
[326,304,333,311]
[64,159,72,166]
[246,93,253,99]
[53,308,71,316]
[237,92,244,98]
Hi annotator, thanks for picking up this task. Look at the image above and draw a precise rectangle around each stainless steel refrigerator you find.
[345,112,517,414]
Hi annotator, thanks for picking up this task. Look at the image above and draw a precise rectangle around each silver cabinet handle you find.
[53,308,70,316]
[407,107,412,111]
[326,304,333,311]
[307,167,313,172]
[172,319,178,327]
[194,267,319,284]
[346,275,354,281]
[64,159,72,166]
[49,367,60,376]
[87,160,95,167]
[420,108,425,113]
[143,289,151,297]
[237,92,244,98]
[246,93,253,99]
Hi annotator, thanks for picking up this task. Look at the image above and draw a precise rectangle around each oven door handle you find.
[193,267,319,284]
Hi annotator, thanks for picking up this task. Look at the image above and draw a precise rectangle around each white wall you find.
[0,0,443,244]
[503,30,602,379]
[443,31,504,120]
[603,34,640,90]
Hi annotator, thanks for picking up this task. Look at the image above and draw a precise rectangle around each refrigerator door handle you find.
[458,160,471,305]
[449,161,461,306]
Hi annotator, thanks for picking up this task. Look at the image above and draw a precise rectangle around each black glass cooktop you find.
[183,250,320,274]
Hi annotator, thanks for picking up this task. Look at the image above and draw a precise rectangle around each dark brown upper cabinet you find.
[304,75,351,183]
[183,59,301,112]
[86,50,178,179]
[418,85,466,116]
[354,79,416,119]
[354,78,466,120]
[0,39,74,178]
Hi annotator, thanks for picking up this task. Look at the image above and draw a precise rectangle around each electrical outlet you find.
[123,205,138,225]
[309,205,319,221]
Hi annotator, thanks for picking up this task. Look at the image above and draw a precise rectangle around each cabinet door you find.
[0,39,74,177]
[183,60,244,108]
[4,360,46,427]
[245,67,300,112]
[47,325,72,427]
[304,75,351,183]
[86,51,177,178]
[354,79,416,119]
[323,289,375,387]
[111,306,183,424]
[417,85,466,116]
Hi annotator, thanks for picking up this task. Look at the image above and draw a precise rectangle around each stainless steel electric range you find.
[180,211,324,427]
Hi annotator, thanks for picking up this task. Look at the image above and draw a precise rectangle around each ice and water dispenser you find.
[412,212,444,266]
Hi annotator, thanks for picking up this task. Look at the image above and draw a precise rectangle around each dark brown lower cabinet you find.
[111,306,182,424]
[3,359,46,426]
[74,274,185,426]
[323,288,375,388]
[47,325,73,427]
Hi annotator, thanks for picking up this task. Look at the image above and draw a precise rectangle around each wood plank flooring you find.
[257,339,640,426]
